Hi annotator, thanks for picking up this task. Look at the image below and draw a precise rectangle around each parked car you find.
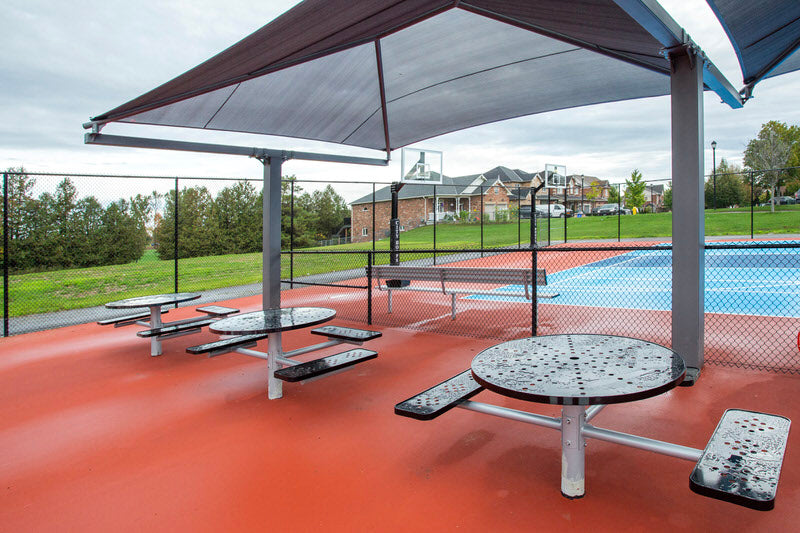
[595,203,631,215]
[546,204,569,218]
[776,196,796,205]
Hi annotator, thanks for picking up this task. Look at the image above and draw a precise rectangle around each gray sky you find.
[2,0,799,202]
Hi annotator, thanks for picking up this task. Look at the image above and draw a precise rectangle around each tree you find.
[663,183,673,209]
[744,121,793,212]
[624,169,646,210]
[704,158,747,208]
[154,186,217,259]
[72,196,105,266]
[308,185,349,239]
[214,181,261,254]
[608,184,621,204]
[281,177,315,249]
[584,182,603,201]
[1,167,37,270]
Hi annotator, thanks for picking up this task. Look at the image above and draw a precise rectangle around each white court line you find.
[406,313,458,328]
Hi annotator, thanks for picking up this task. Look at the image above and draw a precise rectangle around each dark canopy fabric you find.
[90,0,730,152]
[706,0,800,91]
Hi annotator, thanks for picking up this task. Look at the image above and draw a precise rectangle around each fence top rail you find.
[283,241,799,255]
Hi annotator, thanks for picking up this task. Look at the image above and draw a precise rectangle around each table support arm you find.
[458,401,561,430]
[581,424,702,462]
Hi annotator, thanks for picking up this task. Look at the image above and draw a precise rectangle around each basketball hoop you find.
[545,163,567,189]
[401,147,443,184]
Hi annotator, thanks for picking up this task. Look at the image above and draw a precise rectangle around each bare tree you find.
[744,125,791,212]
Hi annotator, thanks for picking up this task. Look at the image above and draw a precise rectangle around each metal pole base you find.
[267,331,283,399]
[149,306,162,357]
[561,405,586,498]
[679,367,701,386]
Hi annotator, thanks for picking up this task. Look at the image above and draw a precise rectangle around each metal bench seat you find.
[690,409,791,510]
[371,265,557,320]
[97,309,167,327]
[137,317,216,338]
[374,266,548,291]
[186,334,268,356]
[395,370,484,420]
[311,326,382,343]
[273,349,377,382]
[195,305,239,317]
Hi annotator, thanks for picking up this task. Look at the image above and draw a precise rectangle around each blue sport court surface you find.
[467,243,800,318]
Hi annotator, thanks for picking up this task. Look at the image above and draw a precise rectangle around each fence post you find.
[750,171,754,239]
[531,245,538,337]
[433,184,437,265]
[290,180,295,289]
[517,184,521,248]
[174,177,179,306]
[617,184,621,242]
[367,251,373,325]
[564,186,568,243]
[3,172,8,337]
[547,188,551,246]
[372,183,376,252]
[480,185,484,257]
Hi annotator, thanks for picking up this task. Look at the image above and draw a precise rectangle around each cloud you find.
[2,0,800,197]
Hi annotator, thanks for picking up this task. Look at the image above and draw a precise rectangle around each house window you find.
[362,206,368,211]
[494,187,499,193]
[400,225,405,231]
[361,227,368,237]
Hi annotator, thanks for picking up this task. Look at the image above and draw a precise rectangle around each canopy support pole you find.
[261,157,283,311]
[669,47,705,383]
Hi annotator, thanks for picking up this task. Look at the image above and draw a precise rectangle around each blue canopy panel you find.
[706,0,800,96]
[89,0,741,152]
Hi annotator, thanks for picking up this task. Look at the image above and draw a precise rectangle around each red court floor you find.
[0,294,798,532]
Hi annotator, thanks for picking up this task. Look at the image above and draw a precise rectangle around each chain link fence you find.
[2,169,798,374]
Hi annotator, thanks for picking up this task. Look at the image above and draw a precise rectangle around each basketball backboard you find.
[401,147,443,184]
[545,163,567,189]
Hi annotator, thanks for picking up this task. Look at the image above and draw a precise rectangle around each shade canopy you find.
[706,0,800,96]
[90,0,741,153]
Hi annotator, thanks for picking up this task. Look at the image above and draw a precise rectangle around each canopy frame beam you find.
[613,0,743,109]
[84,133,390,167]
[84,131,388,313]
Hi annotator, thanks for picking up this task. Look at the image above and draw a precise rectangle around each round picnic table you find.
[106,293,201,356]
[105,293,201,310]
[470,334,685,498]
[471,334,686,405]
[209,307,336,335]
[210,307,337,400]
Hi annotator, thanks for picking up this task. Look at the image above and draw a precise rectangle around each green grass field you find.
[4,208,798,316]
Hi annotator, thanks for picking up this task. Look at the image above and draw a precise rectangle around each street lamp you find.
[711,140,717,210]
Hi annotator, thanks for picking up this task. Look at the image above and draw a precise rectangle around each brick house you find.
[644,184,666,210]
[350,166,614,242]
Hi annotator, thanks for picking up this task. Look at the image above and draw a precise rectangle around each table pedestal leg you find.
[150,306,162,357]
[267,331,283,400]
[561,404,586,499]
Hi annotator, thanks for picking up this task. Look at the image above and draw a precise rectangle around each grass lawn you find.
[4,209,798,316]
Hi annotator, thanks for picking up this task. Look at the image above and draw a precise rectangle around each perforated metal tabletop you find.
[209,307,336,335]
[106,293,201,309]
[471,334,685,405]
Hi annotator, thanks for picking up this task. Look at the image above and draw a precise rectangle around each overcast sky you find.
[2,0,799,202]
